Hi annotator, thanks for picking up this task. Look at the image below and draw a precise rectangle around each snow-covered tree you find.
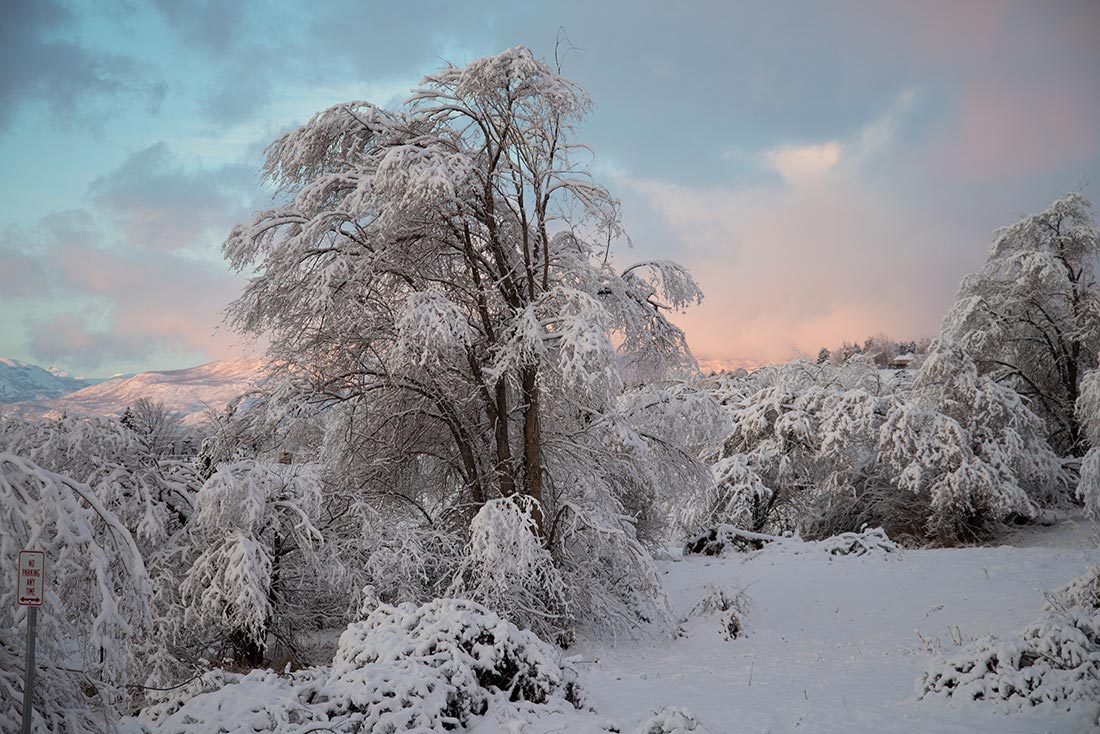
[123,398,188,457]
[692,346,1068,545]
[0,416,196,553]
[879,342,1068,543]
[1076,366,1100,516]
[221,47,705,636]
[695,359,888,535]
[172,460,328,666]
[942,193,1100,455]
[0,452,151,734]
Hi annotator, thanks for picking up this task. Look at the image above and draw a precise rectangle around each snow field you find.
[578,539,1100,733]
[119,528,1100,734]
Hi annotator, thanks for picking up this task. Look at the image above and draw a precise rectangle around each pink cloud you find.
[840,1,1100,179]
[88,142,256,252]
[49,243,246,357]
[27,313,151,368]
[623,173,979,365]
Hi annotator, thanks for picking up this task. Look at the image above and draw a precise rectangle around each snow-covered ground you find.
[577,525,1099,733]
[127,519,1099,734]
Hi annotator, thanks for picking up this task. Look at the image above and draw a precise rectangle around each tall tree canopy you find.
[942,193,1100,455]
[222,47,706,633]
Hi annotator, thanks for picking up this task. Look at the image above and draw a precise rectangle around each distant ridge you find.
[696,357,770,374]
[3,357,267,426]
[0,356,91,402]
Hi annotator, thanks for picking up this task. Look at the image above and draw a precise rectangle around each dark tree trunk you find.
[521,366,544,533]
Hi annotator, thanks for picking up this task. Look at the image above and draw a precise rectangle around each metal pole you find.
[21,605,36,734]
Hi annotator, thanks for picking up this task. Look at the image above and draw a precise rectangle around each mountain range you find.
[0,357,98,402]
[1,357,267,426]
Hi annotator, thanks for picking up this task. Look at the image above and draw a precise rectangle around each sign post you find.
[18,550,44,734]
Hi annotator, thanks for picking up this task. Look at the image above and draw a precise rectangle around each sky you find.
[1,0,1098,376]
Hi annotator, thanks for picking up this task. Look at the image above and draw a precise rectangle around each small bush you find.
[680,584,750,642]
[639,706,705,733]
[817,527,898,556]
[919,565,1100,722]
[683,525,776,556]
[684,525,896,559]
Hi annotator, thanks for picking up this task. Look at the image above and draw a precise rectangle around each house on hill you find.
[888,353,917,370]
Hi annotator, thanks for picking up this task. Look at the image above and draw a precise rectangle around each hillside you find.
[0,357,92,403]
[5,357,266,425]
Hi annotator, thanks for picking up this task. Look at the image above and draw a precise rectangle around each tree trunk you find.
[494,379,516,496]
[521,366,544,534]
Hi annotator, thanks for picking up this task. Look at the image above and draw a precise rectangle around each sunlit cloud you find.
[937,84,1099,179]
[3,211,248,373]
[89,142,255,252]
[617,92,976,365]
[768,143,842,186]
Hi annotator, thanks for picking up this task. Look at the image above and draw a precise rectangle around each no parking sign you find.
[17,551,44,606]
[17,549,44,734]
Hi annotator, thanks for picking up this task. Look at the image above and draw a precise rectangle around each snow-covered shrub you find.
[639,707,705,734]
[816,526,898,556]
[134,600,617,734]
[135,668,320,734]
[680,584,749,641]
[684,525,897,561]
[323,599,583,728]
[449,496,569,641]
[920,565,1100,720]
[0,452,151,734]
[683,525,777,556]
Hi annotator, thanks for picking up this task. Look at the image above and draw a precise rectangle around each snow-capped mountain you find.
[0,356,92,402]
[4,357,267,426]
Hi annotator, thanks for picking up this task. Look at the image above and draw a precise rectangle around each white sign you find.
[18,551,44,607]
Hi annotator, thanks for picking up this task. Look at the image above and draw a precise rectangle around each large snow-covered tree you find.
[222,47,703,635]
[695,358,889,535]
[942,193,1100,455]
[122,398,188,457]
